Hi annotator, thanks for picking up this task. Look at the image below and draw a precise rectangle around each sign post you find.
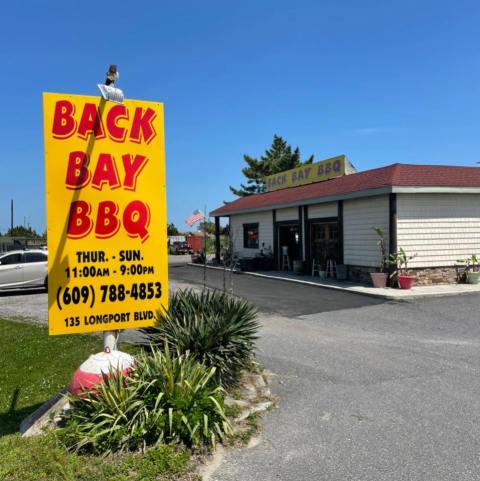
[43,88,168,391]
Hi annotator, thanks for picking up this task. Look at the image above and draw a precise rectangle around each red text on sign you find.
[67,200,150,242]
[65,152,148,191]
[52,100,157,144]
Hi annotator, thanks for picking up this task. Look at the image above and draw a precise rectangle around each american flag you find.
[185,209,205,226]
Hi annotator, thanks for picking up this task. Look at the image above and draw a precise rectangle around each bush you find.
[142,289,259,387]
[59,347,231,455]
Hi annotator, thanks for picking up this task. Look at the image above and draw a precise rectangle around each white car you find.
[0,249,48,290]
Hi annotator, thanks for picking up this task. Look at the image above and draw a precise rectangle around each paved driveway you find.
[211,295,480,481]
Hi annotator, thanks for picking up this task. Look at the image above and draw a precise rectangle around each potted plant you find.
[462,255,480,284]
[389,247,417,289]
[370,226,388,288]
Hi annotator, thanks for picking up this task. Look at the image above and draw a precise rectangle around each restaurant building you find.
[210,157,480,284]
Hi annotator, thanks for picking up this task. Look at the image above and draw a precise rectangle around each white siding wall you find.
[397,194,480,267]
[276,207,299,222]
[308,202,338,219]
[343,196,390,267]
[230,211,274,257]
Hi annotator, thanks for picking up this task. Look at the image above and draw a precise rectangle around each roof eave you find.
[211,185,480,217]
[391,186,480,194]
[211,186,393,216]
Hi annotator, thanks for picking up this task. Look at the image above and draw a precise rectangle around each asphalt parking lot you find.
[169,265,385,316]
[213,293,480,481]
[2,265,480,480]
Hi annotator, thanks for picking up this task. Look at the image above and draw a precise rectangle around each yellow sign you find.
[43,93,168,335]
[265,155,346,192]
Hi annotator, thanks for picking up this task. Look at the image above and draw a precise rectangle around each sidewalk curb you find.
[186,263,478,301]
[20,388,69,436]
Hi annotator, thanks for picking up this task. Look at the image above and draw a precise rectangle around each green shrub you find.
[140,347,231,446]
[59,347,231,455]
[142,289,259,387]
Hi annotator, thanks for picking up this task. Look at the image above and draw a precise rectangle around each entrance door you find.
[278,224,300,270]
[310,222,339,270]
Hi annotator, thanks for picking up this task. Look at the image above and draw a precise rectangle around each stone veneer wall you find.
[408,267,459,285]
[347,265,460,286]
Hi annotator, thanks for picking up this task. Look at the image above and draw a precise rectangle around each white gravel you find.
[0,290,47,324]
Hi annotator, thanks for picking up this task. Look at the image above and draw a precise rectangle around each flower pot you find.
[370,272,387,288]
[467,272,480,284]
[318,270,327,280]
[397,275,415,289]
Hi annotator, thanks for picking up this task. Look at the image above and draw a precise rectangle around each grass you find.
[0,318,108,435]
[0,434,196,481]
[238,412,261,444]
[227,412,261,447]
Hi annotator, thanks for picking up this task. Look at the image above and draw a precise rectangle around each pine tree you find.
[230,135,314,197]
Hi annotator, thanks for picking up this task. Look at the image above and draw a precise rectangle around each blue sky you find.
[0,0,479,233]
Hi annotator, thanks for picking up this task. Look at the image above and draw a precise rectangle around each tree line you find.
[1,226,44,238]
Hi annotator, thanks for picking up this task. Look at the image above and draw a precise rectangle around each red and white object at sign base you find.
[69,350,134,396]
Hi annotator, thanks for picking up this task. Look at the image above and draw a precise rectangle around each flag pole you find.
[203,204,207,289]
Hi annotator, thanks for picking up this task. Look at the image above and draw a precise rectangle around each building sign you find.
[43,93,168,335]
[265,155,348,192]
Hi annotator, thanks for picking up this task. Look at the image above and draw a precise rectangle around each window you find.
[243,223,259,249]
[25,252,47,263]
[0,253,23,265]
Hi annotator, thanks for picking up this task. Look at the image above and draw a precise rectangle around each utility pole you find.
[10,199,13,232]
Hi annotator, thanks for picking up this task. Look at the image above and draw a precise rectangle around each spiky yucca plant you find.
[140,347,231,446]
[59,347,231,455]
[141,289,259,387]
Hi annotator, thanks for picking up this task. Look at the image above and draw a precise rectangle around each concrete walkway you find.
[189,264,480,300]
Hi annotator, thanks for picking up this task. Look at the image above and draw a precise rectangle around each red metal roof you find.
[211,163,480,216]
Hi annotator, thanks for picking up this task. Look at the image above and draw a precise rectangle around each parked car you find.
[169,241,193,255]
[0,249,48,290]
